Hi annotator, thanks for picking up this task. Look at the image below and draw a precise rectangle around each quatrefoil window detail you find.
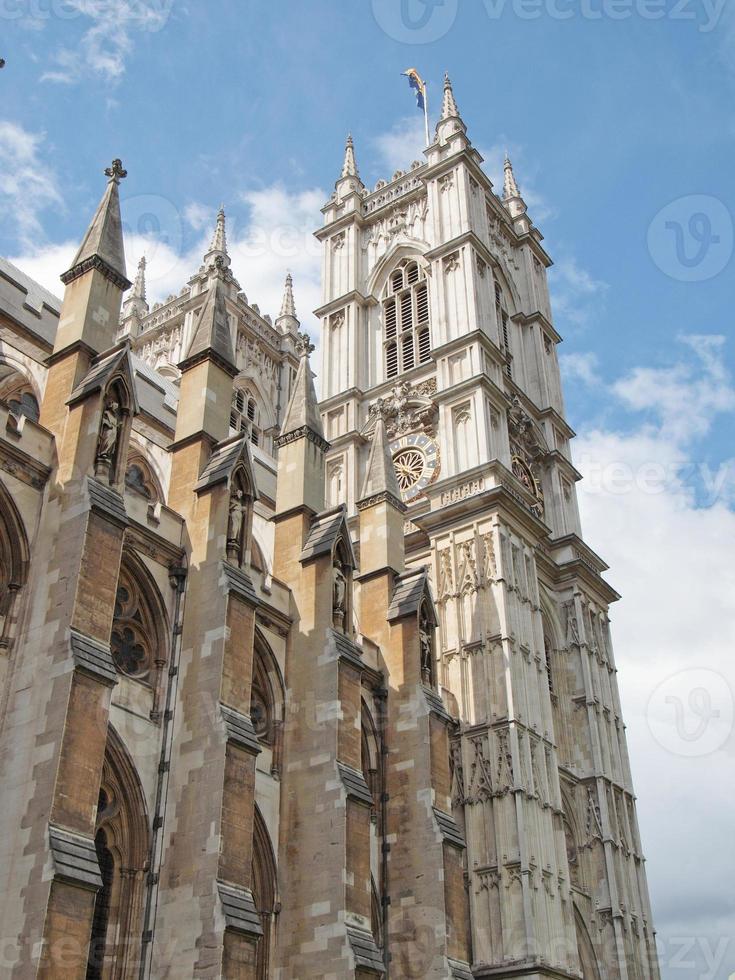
[110,568,158,682]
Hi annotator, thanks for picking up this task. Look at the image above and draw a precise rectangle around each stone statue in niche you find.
[227,486,248,564]
[332,558,347,631]
[419,609,434,686]
[97,398,121,464]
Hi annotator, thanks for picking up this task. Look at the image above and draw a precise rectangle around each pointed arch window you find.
[86,731,150,979]
[230,387,264,448]
[495,281,513,378]
[383,259,431,380]
[110,558,166,694]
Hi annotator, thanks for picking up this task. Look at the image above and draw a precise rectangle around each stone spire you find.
[61,158,130,290]
[341,134,359,179]
[203,205,231,268]
[503,155,520,199]
[502,154,528,224]
[182,271,236,372]
[279,333,324,440]
[359,404,404,510]
[120,255,149,338]
[336,133,364,199]
[276,271,300,335]
[434,73,468,148]
[440,72,460,121]
[132,254,147,302]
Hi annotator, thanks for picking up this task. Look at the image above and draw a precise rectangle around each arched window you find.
[0,480,29,650]
[383,259,431,380]
[495,280,513,378]
[110,556,167,697]
[230,387,264,448]
[252,806,278,980]
[86,729,149,979]
[0,364,39,423]
[124,455,161,503]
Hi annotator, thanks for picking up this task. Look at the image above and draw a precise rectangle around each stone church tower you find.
[0,77,658,980]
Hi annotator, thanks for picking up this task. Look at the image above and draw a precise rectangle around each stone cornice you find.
[313,290,375,319]
[274,425,330,453]
[61,254,132,292]
[356,490,406,513]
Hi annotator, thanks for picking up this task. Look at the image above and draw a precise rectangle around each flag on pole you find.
[402,68,430,148]
[402,68,427,111]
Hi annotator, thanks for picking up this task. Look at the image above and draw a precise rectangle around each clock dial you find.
[390,432,440,502]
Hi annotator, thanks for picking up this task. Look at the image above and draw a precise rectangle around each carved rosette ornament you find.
[365,381,440,503]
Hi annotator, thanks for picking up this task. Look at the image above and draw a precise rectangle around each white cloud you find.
[559,350,600,387]
[613,334,735,443]
[548,256,609,331]
[40,0,173,84]
[371,115,426,181]
[0,121,63,250]
[573,337,735,979]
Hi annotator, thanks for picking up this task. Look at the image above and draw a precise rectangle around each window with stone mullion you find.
[383,262,431,380]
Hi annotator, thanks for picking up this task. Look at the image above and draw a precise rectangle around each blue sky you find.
[1,1,734,976]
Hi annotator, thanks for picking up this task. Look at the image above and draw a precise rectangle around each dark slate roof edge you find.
[432,806,466,849]
[448,957,474,980]
[48,824,102,890]
[337,762,373,807]
[70,629,118,686]
[87,477,128,528]
[217,881,263,937]
[423,685,454,724]
[220,562,259,608]
[220,704,261,756]
[330,629,364,670]
[346,926,385,974]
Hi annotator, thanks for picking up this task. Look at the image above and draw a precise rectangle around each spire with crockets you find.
[502,154,529,224]
[435,72,468,147]
[203,205,230,269]
[276,271,300,336]
[120,255,149,339]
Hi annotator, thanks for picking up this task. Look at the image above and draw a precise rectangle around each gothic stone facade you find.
[0,79,659,980]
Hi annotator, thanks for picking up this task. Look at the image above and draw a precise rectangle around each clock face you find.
[390,432,440,502]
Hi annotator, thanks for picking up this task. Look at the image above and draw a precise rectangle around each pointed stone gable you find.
[182,274,237,374]
[62,161,130,290]
[194,433,259,498]
[358,412,404,511]
[277,338,327,447]
[386,567,438,625]
[67,342,140,415]
[300,505,356,568]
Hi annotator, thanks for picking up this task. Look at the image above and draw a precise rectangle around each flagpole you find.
[423,82,430,148]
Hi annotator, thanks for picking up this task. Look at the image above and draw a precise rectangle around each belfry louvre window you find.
[383,260,431,379]
[230,388,262,447]
[495,281,513,378]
